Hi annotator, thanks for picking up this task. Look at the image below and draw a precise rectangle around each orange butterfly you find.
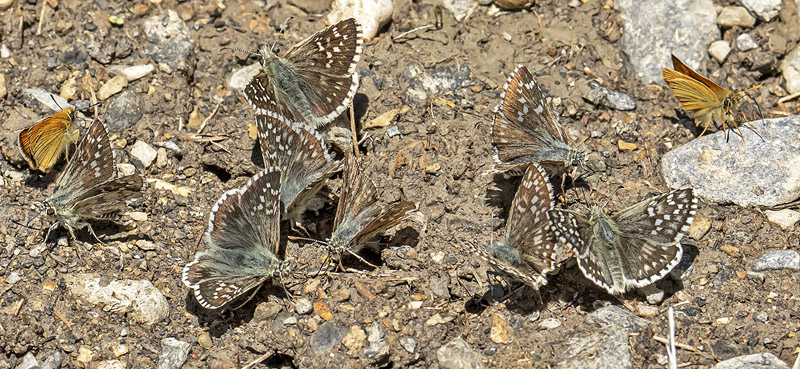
[661,54,761,139]
[18,107,81,173]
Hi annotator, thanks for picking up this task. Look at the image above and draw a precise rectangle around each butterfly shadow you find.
[22,168,60,189]
[485,173,522,210]
[184,283,290,335]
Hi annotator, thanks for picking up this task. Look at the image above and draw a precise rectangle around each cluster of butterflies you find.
[15,17,756,308]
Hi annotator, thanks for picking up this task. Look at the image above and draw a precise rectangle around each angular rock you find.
[782,44,800,94]
[736,34,758,52]
[158,338,191,369]
[309,322,347,353]
[661,116,800,207]
[22,88,72,113]
[105,90,143,132]
[400,337,417,353]
[557,329,631,369]
[294,298,313,315]
[141,10,196,75]
[16,352,38,369]
[328,0,393,40]
[585,305,649,333]
[40,350,62,369]
[751,250,800,272]
[65,273,169,325]
[402,61,471,104]
[765,209,800,230]
[442,0,474,22]
[130,140,158,169]
[363,322,389,362]
[709,41,731,63]
[582,81,636,111]
[717,6,757,28]
[740,0,781,22]
[616,0,717,84]
[98,75,128,100]
[228,63,260,91]
[436,338,484,369]
[710,353,790,369]
[107,64,155,82]
[95,360,125,369]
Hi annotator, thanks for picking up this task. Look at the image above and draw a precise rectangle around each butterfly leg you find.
[86,223,106,245]
[230,283,264,310]
[346,249,379,269]
[290,220,312,239]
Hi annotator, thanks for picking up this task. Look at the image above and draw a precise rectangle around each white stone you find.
[117,163,136,176]
[709,40,731,63]
[227,63,260,91]
[16,352,39,369]
[1,44,10,58]
[158,338,191,369]
[95,360,126,369]
[328,0,393,40]
[0,0,13,11]
[717,6,756,28]
[765,209,800,230]
[97,75,128,101]
[65,273,169,325]
[107,64,155,82]
[740,0,781,22]
[736,33,758,51]
[782,44,800,94]
[130,140,158,168]
[711,353,790,369]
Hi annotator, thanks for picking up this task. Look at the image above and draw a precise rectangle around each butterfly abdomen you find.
[485,242,521,265]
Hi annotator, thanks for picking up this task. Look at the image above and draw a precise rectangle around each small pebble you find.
[295,298,313,315]
[736,33,758,51]
[709,40,732,63]
[539,317,561,329]
[98,75,128,100]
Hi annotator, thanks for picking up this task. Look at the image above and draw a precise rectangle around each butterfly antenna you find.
[271,17,294,52]
[221,46,259,56]
[741,89,766,142]
[50,94,64,111]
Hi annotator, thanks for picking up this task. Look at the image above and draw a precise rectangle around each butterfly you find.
[182,166,285,309]
[18,107,81,173]
[491,65,585,176]
[328,153,416,264]
[662,53,761,139]
[474,162,557,288]
[40,118,143,241]
[244,18,363,129]
[256,110,342,223]
[548,189,698,295]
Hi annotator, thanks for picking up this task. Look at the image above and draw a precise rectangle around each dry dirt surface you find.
[0,0,799,368]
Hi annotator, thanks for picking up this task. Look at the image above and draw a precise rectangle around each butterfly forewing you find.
[477,163,557,288]
[53,119,117,197]
[492,65,583,174]
[612,189,697,286]
[256,111,342,220]
[244,18,363,128]
[669,54,731,100]
[183,167,283,309]
[18,108,79,173]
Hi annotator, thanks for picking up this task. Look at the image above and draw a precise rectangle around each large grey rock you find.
[65,273,169,325]
[616,0,718,84]
[142,10,196,75]
[158,338,191,369]
[710,353,790,369]
[740,0,781,22]
[105,90,143,132]
[585,305,649,333]
[751,250,800,272]
[557,329,632,369]
[437,338,483,369]
[661,116,800,207]
[782,44,800,94]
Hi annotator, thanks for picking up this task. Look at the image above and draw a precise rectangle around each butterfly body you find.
[475,163,556,288]
[18,107,81,173]
[244,18,363,129]
[183,167,285,309]
[41,119,142,241]
[549,189,698,295]
[661,54,751,137]
[492,65,585,176]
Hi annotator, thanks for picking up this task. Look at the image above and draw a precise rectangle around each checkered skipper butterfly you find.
[548,189,698,295]
[40,119,142,241]
[244,18,363,128]
[256,110,342,223]
[182,167,285,309]
[329,153,416,259]
[492,65,585,175]
[473,163,558,288]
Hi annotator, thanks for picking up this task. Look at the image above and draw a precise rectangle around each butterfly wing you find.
[492,65,580,173]
[66,175,143,220]
[183,167,283,309]
[350,201,416,247]
[669,54,732,100]
[611,189,697,289]
[256,111,342,221]
[503,163,557,273]
[18,108,76,173]
[52,119,117,198]
[330,153,383,249]
[548,208,621,293]
[284,18,364,127]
